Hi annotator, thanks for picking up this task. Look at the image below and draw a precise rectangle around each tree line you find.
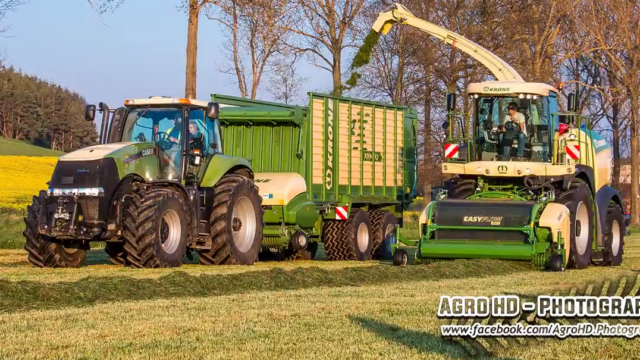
[90,0,640,225]
[0,66,99,152]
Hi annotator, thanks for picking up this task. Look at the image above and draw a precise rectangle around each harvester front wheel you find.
[198,174,264,265]
[123,186,189,268]
[369,210,397,260]
[556,181,594,269]
[23,191,88,268]
[323,208,373,261]
[602,205,624,266]
[444,178,476,199]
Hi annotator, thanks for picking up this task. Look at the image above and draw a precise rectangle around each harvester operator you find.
[499,102,527,159]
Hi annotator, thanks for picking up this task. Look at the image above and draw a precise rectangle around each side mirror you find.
[207,102,220,119]
[568,92,579,112]
[442,121,450,130]
[85,105,96,122]
[446,93,456,111]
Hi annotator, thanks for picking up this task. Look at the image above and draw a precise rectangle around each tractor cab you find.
[85,97,222,183]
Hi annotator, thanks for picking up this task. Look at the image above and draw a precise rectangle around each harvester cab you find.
[23,96,265,268]
[370,3,625,271]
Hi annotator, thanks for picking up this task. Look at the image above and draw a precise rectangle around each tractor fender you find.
[538,202,571,265]
[200,155,254,187]
[595,186,625,247]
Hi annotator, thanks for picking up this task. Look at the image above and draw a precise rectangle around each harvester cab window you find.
[473,96,552,162]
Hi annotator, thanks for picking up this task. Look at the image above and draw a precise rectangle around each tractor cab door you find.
[107,107,127,143]
[184,107,222,183]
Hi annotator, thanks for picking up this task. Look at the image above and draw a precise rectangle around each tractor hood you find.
[59,142,139,162]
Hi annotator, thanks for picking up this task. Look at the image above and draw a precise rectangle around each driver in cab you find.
[499,102,527,159]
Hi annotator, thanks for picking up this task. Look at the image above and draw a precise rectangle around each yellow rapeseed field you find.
[0,156,58,210]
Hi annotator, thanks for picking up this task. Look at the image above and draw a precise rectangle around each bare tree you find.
[289,0,368,96]
[206,0,295,99]
[579,0,640,225]
[266,54,309,105]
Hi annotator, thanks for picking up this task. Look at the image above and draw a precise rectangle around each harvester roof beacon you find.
[373,3,626,271]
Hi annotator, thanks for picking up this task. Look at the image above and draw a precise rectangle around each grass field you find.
[0,236,639,359]
[0,137,64,156]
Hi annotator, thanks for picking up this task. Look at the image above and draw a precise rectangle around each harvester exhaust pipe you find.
[98,102,110,144]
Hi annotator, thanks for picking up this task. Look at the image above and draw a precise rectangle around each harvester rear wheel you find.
[556,180,594,269]
[105,242,126,265]
[198,174,264,265]
[444,178,477,199]
[602,205,624,266]
[323,208,373,261]
[23,191,88,268]
[123,186,190,268]
[369,210,397,260]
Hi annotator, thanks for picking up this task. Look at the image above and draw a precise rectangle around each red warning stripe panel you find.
[444,143,459,159]
[566,144,580,160]
[335,206,349,220]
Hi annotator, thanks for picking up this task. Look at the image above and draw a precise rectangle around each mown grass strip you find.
[0,258,530,314]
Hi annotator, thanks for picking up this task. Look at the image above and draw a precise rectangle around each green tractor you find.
[23,97,264,268]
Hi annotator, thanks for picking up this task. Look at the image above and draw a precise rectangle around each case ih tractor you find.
[370,4,625,270]
[23,97,264,268]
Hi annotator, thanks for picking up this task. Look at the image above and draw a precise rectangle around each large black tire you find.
[23,190,88,268]
[556,180,594,269]
[369,210,397,260]
[323,208,373,261]
[443,178,476,199]
[602,204,624,266]
[105,241,126,265]
[197,174,264,265]
[123,186,190,268]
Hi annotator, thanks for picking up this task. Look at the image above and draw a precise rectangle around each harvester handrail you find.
[371,3,524,82]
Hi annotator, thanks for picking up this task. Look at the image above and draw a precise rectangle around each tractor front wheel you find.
[23,191,88,268]
[105,241,126,265]
[123,186,190,268]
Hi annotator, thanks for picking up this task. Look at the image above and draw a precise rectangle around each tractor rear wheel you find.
[556,180,594,269]
[105,242,126,265]
[323,208,373,261]
[602,204,624,266]
[123,186,190,268]
[23,191,88,268]
[444,178,476,199]
[369,210,397,260]
[197,174,264,265]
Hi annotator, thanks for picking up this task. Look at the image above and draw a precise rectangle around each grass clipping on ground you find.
[344,30,381,91]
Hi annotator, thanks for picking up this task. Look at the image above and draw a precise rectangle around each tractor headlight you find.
[525,168,531,174]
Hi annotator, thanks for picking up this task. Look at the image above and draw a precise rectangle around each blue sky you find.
[2,0,333,108]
